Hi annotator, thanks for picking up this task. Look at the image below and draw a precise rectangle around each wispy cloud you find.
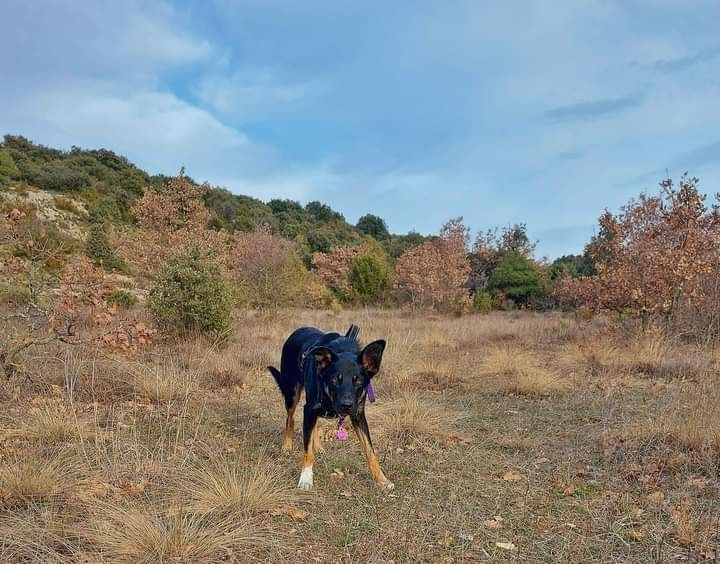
[545,92,645,122]
[651,46,720,74]
[671,140,720,170]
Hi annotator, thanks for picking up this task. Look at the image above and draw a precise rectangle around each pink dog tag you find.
[337,417,348,441]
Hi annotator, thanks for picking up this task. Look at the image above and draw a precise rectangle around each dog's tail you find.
[267,365,296,407]
[345,324,360,343]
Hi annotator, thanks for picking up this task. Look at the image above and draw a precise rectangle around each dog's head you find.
[311,340,385,416]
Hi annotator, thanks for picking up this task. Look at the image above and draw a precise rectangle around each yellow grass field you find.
[1,310,719,562]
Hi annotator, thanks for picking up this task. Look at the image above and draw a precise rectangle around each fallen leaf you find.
[445,433,473,446]
[562,483,577,497]
[626,530,644,542]
[646,491,665,504]
[483,518,503,530]
[534,457,550,464]
[502,470,523,482]
[286,508,308,521]
[495,542,517,551]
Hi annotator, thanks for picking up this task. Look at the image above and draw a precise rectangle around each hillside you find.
[0,134,428,261]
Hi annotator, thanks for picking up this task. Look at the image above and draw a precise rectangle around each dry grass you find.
[180,455,297,517]
[374,392,461,443]
[3,401,91,444]
[86,503,269,563]
[0,458,69,504]
[132,360,197,402]
[3,308,720,562]
[566,337,619,376]
[665,387,720,455]
[0,506,80,563]
[481,346,567,396]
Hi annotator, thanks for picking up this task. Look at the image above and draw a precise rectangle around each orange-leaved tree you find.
[229,225,308,307]
[557,175,720,328]
[394,217,471,312]
[114,173,228,276]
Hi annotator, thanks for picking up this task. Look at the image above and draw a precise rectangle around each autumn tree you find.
[229,225,307,307]
[114,173,228,276]
[312,244,368,302]
[557,175,720,329]
[469,223,536,293]
[394,217,471,312]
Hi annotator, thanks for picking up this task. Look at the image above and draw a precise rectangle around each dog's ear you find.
[359,340,386,378]
[310,347,337,371]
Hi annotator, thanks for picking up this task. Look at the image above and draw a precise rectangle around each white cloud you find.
[194,68,325,120]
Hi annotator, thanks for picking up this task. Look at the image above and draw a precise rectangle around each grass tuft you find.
[86,503,270,564]
[180,455,296,517]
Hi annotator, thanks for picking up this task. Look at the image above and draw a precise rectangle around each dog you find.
[267,324,393,491]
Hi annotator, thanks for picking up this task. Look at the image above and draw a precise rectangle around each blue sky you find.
[2,1,720,258]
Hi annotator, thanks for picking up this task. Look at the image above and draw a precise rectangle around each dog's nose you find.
[340,401,353,411]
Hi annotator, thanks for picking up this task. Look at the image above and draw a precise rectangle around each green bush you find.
[349,253,391,305]
[488,252,544,305]
[85,224,126,271]
[472,290,495,313]
[0,149,20,180]
[147,247,233,337]
[357,214,390,241]
[88,198,123,224]
[106,288,138,308]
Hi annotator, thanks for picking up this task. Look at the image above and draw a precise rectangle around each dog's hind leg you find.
[298,405,319,490]
[351,412,394,492]
[282,384,302,451]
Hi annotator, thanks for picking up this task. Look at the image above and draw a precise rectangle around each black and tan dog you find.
[267,324,393,491]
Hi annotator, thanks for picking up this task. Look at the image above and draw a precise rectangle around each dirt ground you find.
[1,309,719,563]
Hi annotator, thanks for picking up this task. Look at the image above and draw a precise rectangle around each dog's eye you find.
[336,373,343,383]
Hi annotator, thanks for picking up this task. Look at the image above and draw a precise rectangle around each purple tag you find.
[367,382,376,403]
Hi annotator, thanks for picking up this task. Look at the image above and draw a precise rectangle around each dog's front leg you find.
[351,412,394,492]
[298,405,319,490]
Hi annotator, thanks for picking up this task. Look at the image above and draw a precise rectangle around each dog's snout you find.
[339,400,353,412]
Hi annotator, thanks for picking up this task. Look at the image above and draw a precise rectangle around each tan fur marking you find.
[311,422,324,454]
[282,387,302,451]
[354,426,388,483]
[301,424,321,468]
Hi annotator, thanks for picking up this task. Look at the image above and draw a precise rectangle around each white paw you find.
[379,480,395,492]
[297,467,314,490]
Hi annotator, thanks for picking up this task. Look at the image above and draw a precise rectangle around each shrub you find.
[88,198,123,224]
[0,149,20,180]
[230,227,308,308]
[106,289,138,308]
[488,252,543,305]
[472,290,495,313]
[86,224,127,271]
[349,253,391,305]
[313,244,367,301]
[147,247,233,337]
[28,161,92,192]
